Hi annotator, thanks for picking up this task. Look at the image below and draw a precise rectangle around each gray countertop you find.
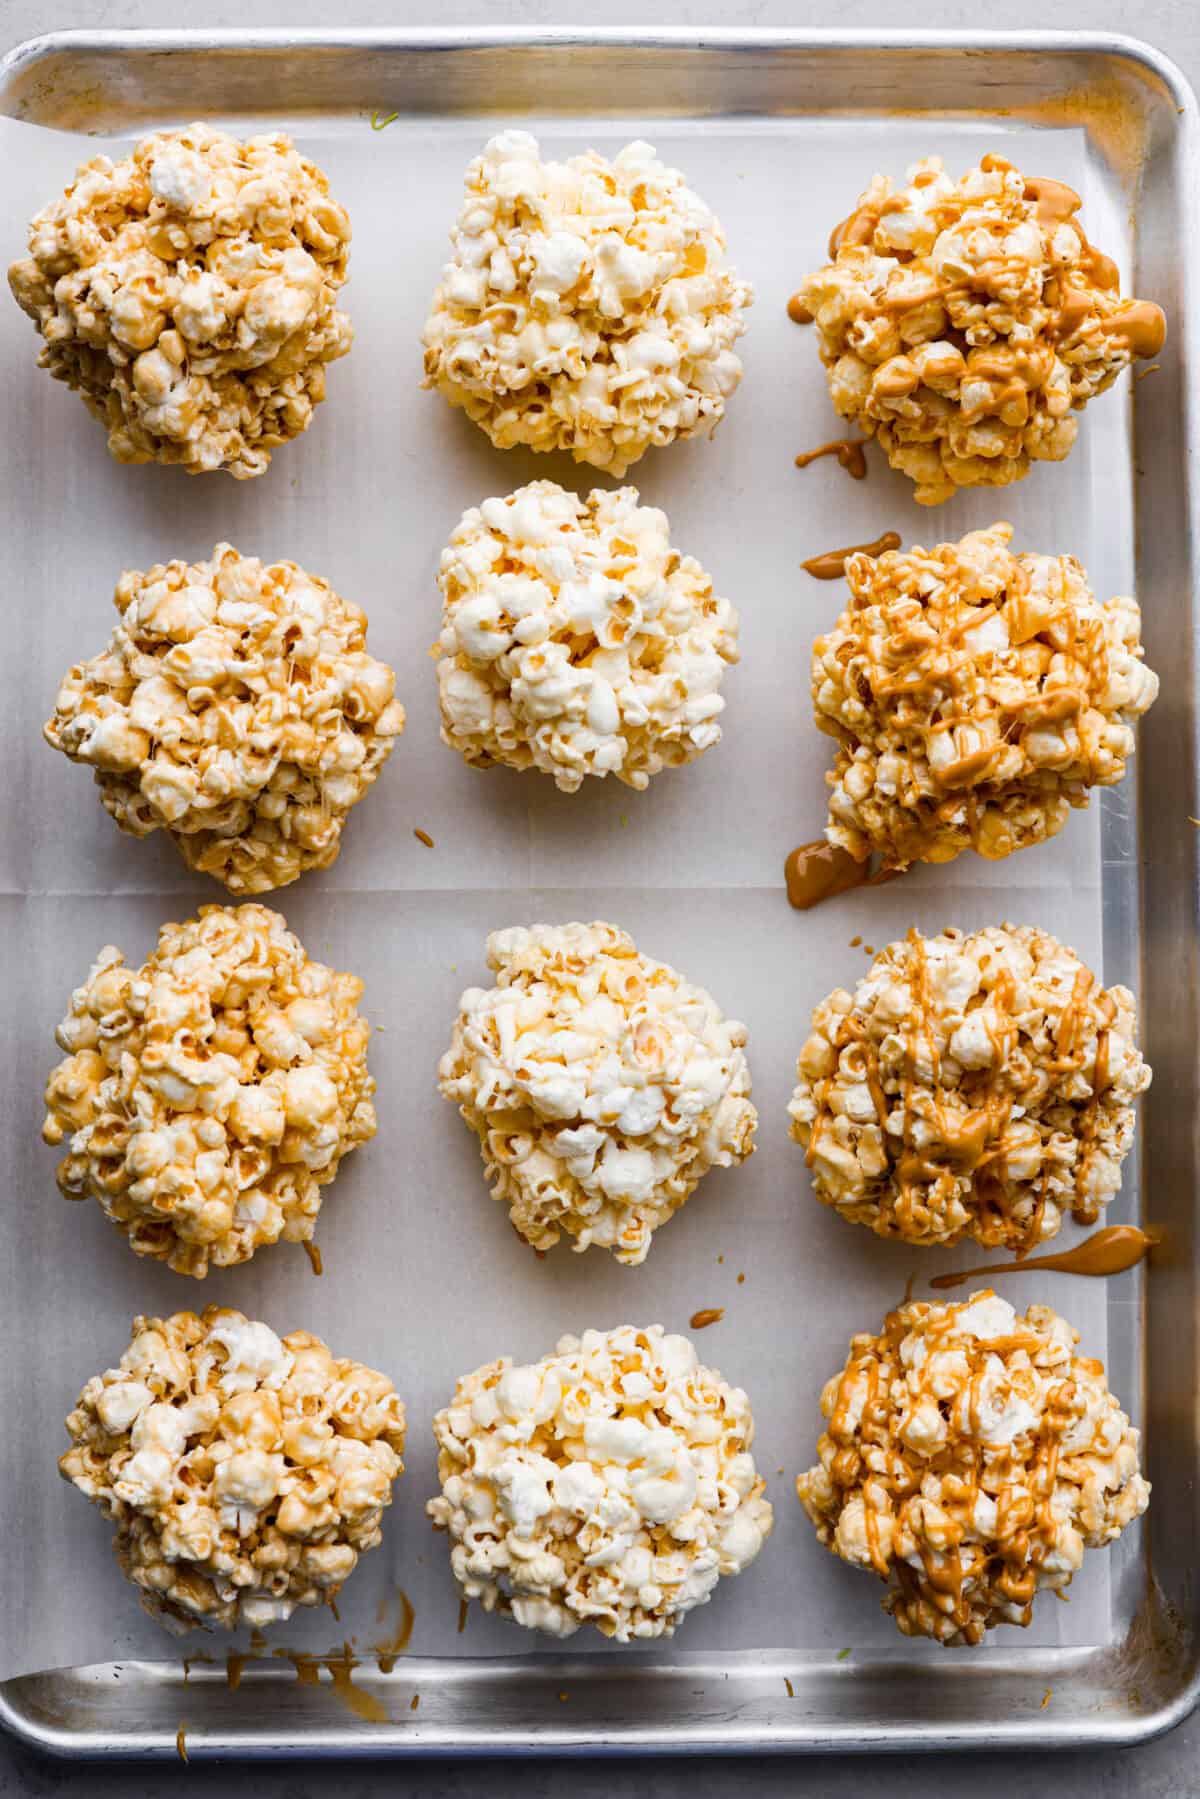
[1,0,1198,1792]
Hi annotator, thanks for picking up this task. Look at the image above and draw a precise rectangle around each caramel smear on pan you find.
[689,1306,725,1329]
[303,1240,323,1277]
[929,1225,1158,1291]
[226,1651,248,1691]
[787,292,814,324]
[802,532,901,579]
[795,438,868,480]
[175,1723,188,1764]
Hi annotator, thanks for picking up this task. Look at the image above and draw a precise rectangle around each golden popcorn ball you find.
[429,1324,773,1641]
[43,905,376,1276]
[788,924,1150,1251]
[439,922,757,1265]
[797,1291,1149,1645]
[45,543,405,894]
[435,481,739,792]
[422,132,752,476]
[796,155,1165,504]
[811,524,1157,872]
[61,1308,406,1631]
[8,124,352,477]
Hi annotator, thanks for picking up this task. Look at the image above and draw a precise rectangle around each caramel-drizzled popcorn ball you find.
[422,132,752,476]
[797,155,1165,505]
[797,1291,1149,1645]
[811,524,1157,871]
[61,1309,406,1631]
[429,1324,773,1641]
[788,924,1150,1251]
[439,922,756,1265]
[435,481,739,792]
[43,905,376,1276]
[45,544,405,894]
[8,124,352,477]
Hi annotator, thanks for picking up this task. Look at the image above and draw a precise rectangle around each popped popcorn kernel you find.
[435,481,739,792]
[8,124,353,477]
[429,1324,772,1641]
[46,543,405,894]
[811,523,1157,870]
[61,1309,406,1631]
[788,924,1150,1250]
[797,155,1165,504]
[43,905,376,1276]
[439,922,756,1264]
[422,132,752,475]
[797,1292,1149,1644]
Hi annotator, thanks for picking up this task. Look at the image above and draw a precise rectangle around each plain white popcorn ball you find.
[428,1324,773,1640]
[439,922,757,1264]
[60,1308,406,1631]
[45,543,405,894]
[422,132,752,475]
[797,154,1165,504]
[43,905,377,1277]
[8,124,353,477]
[811,524,1157,871]
[788,924,1150,1251]
[434,481,740,792]
[797,1292,1149,1645]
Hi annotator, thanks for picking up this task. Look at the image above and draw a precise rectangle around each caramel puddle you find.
[930,1224,1158,1291]
[784,840,901,911]
[802,532,901,579]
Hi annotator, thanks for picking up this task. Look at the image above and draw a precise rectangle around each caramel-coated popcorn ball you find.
[61,1308,406,1631]
[43,905,376,1276]
[8,124,352,477]
[439,922,756,1265]
[797,155,1165,504]
[788,924,1150,1251]
[45,544,405,894]
[422,132,752,476]
[435,481,739,792]
[797,1291,1149,1644]
[429,1324,772,1640]
[811,524,1157,871]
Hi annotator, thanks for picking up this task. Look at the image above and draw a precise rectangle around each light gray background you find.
[0,0,1197,1793]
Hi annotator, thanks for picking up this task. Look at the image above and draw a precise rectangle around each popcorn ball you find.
[797,154,1165,504]
[8,124,352,477]
[435,481,739,792]
[797,1291,1149,1645]
[422,132,752,476]
[439,922,756,1265]
[811,524,1157,870]
[43,905,376,1276]
[788,924,1150,1251]
[60,1308,406,1631]
[429,1324,773,1640]
[45,543,405,894]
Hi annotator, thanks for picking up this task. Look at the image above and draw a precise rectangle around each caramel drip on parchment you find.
[784,840,901,912]
[802,532,901,580]
[795,438,868,480]
[930,1225,1158,1291]
[787,292,814,324]
[457,1597,469,1634]
[373,1587,416,1673]
[304,1240,323,1276]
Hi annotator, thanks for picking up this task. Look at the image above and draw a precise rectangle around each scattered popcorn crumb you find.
[784,1677,795,1698]
[410,1693,420,1711]
[558,1691,569,1703]
[737,1273,745,1285]
[434,481,739,793]
[862,945,875,956]
[797,154,1164,504]
[797,1291,1149,1644]
[429,1324,772,1641]
[689,1307,725,1329]
[43,904,377,1275]
[423,131,752,475]
[60,1307,406,1631]
[620,815,630,829]
[849,935,862,948]
[414,828,435,848]
[836,1646,852,1660]
[370,110,399,131]
[9,124,353,477]
[789,923,1150,1251]
[45,544,404,894]
[439,921,756,1264]
[1041,1688,1053,1708]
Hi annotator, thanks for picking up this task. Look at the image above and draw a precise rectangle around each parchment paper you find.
[0,108,1142,1682]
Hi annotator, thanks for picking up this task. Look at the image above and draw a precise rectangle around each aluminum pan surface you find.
[0,28,1196,1758]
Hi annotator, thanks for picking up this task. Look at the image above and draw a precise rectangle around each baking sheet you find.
[0,105,1141,1688]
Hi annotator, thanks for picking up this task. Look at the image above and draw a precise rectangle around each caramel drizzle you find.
[930,1225,1158,1291]
[795,438,868,481]
[802,532,901,580]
